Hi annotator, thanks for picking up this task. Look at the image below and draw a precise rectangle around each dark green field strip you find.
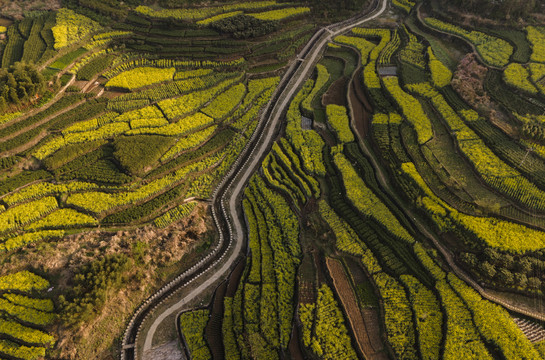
[43,140,106,170]
[367,87,395,112]
[405,14,462,70]
[53,145,132,185]
[439,86,470,112]
[266,157,306,206]
[485,69,545,115]
[108,72,238,106]
[326,46,359,78]
[1,26,25,68]
[101,181,188,224]
[21,16,47,64]
[324,148,434,287]
[476,26,531,64]
[0,96,107,158]
[38,13,57,62]
[309,56,345,122]
[399,123,478,215]
[399,61,429,85]
[468,118,545,190]
[0,170,52,198]
[343,142,418,234]
[49,47,88,70]
[499,205,545,230]
[388,122,412,163]
[76,54,115,81]
[271,151,312,200]
[146,128,236,179]
[60,158,132,185]
[0,94,85,140]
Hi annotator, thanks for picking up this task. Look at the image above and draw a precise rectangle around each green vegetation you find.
[299,284,358,359]
[0,62,47,111]
[0,272,55,359]
[325,105,354,143]
[106,67,176,90]
[113,135,176,176]
[2,1,545,358]
[428,46,452,87]
[52,8,102,49]
[179,310,212,360]
[423,17,513,67]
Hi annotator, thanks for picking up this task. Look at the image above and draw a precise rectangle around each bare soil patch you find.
[323,77,348,107]
[326,257,385,359]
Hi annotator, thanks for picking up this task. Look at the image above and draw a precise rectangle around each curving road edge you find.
[120,1,389,358]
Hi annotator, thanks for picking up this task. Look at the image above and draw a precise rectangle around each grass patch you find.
[247,61,286,74]
[49,47,87,70]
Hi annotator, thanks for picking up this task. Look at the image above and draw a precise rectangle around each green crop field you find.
[1,0,545,359]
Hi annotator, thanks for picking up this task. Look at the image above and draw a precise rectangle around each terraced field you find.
[3,0,545,359]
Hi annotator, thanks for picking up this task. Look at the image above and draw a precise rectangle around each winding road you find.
[120,0,389,359]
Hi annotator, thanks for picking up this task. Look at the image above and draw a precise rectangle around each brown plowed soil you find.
[288,322,305,360]
[348,68,372,141]
[326,257,388,360]
[323,77,348,107]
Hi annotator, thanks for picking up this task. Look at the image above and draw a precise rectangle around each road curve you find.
[121,1,389,358]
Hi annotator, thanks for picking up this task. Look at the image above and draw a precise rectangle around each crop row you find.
[285,79,326,175]
[392,0,415,13]
[135,1,279,21]
[66,145,226,215]
[0,197,57,234]
[105,67,176,90]
[1,230,65,252]
[104,56,244,79]
[423,17,512,67]
[1,181,99,206]
[75,52,115,81]
[0,93,88,155]
[262,153,305,207]
[411,82,545,211]
[400,275,442,359]
[503,63,538,94]
[298,284,359,358]
[301,64,330,114]
[178,310,212,360]
[51,8,102,50]
[154,201,197,228]
[378,30,400,65]
[201,83,246,120]
[333,151,414,244]
[526,26,545,63]
[0,271,55,360]
[383,76,433,144]
[157,76,243,120]
[249,7,310,21]
[161,126,217,162]
[401,161,545,252]
[25,208,97,230]
[326,105,355,143]
[107,72,239,111]
[399,26,426,69]
[428,47,452,88]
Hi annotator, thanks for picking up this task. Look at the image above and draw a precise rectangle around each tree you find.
[480,261,497,278]
[514,273,528,289]
[497,268,514,286]
[528,277,542,290]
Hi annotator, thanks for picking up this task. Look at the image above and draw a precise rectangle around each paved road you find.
[138,0,389,357]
